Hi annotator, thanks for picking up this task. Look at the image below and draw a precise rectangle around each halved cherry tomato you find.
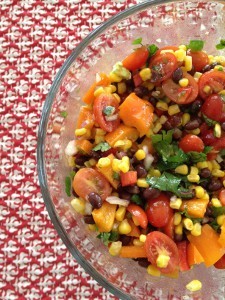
[73,168,112,201]
[93,93,120,132]
[177,241,190,272]
[179,134,204,153]
[201,94,223,121]
[145,231,179,274]
[213,136,225,151]
[162,213,174,240]
[145,193,173,228]
[214,254,225,269]
[149,52,177,84]
[187,50,209,72]
[162,73,198,104]
[120,171,137,187]
[198,70,225,99]
[126,204,148,229]
[122,46,149,71]
[219,189,225,206]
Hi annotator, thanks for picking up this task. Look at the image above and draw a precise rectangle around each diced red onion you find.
[106,196,130,207]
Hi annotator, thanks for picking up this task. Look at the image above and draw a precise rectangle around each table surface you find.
[0,1,143,299]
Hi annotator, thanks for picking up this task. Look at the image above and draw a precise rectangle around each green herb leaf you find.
[97,231,119,245]
[152,130,174,145]
[131,194,143,205]
[65,176,71,197]
[103,106,115,116]
[112,172,120,180]
[148,44,159,56]
[70,171,76,179]
[132,37,143,45]
[211,206,225,217]
[93,142,111,152]
[209,220,220,232]
[216,39,225,50]
[180,209,203,223]
[60,111,68,118]
[187,40,204,51]
[202,114,217,126]
[187,151,207,163]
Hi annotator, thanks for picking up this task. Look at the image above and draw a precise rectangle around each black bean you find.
[207,178,223,192]
[173,128,182,140]
[119,191,131,201]
[200,168,211,178]
[168,113,182,128]
[134,86,149,98]
[148,96,157,106]
[201,62,218,73]
[172,67,183,83]
[142,187,161,200]
[120,235,132,246]
[136,164,148,178]
[163,120,173,130]
[90,150,101,160]
[115,151,127,159]
[174,234,183,242]
[220,160,225,170]
[205,206,213,217]
[221,122,225,131]
[184,118,201,130]
[88,192,103,208]
[189,99,202,114]
[125,185,140,194]
[75,156,88,166]
[83,215,95,224]
[137,258,149,268]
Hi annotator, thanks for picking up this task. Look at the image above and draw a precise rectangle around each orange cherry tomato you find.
[93,93,120,132]
[179,134,204,153]
[145,231,179,274]
[162,73,198,104]
[73,168,112,201]
[187,50,209,72]
[122,46,149,71]
[149,52,178,83]
[198,70,225,99]
[219,189,225,206]
[126,204,148,229]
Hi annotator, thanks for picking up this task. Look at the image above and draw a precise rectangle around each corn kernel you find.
[97,157,111,168]
[137,179,149,188]
[219,89,225,96]
[186,280,202,292]
[214,65,224,71]
[93,87,105,97]
[152,122,162,134]
[75,127,87,136]
[135,149,146,161]
[173,212,182,225]
[109,72,122,82]
[160,49,175,54]
[118,219,132,234]
[217,215,225,226]
[191,128,200,135]
[112,158,121,172]
[214,123,222,138]
[174,49,186,62]
[202,192,209,201]
[187,174,200,183]
[119,161,130,173]
[182,113,191,126]
[142,81,155,90]
[112,93,121,103]
[178,44,187,51]
[191,223,202,236]
[175,223,183,235]
[190,166,199,175]
[96,128,106,136]
[212,169,225,177]
[95,135,105,144]
[193,72,202,81]
[139,68,152,81]
[114,139,132,150]
[156,254,170,268]
[211,198,222,207]
[170,197,182,209]
[179,78,189,87]
[184,56,192,71]
[71,198,86,215]
[109,241,122,256]
[208,55,215,64]
[159,115,168,124]
[117,82,126,94]
[140,234,147,243]
[156,101,168,111]
[211,159,221,170]
[153,113,158,122]
[195,186,205,199]
[183,218,194,231]
[168,104,180,116]
[149,169,161,177]
[147,265,161,277]
[175,164,188,175]
[110,84,117,93]
[223,179,225,188]
[207,161,213,171]
[67,156,75,167]
[115,206,126,222]
[88,224,97,231]
[203,85,211,94]
[133,239,144,246]
[196,161,208,169]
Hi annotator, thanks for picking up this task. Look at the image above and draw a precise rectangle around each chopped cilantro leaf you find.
[202,114,217,126]
[211,206,225,217]
[70,171,76,179]
[152,130,174,145]
[187,40,204,51]
[65,176,71,197]
[132,37,143,45]
[216,39,225,50]
[180,209,203,223]
[112,172,120,180]
[148,44,159,56]
[60,111,68,118]
[103,106,115,116]
[209,220,220,232]
[187,151,207,163]
[97,231,119,245]
[93,142,111,152]
[131,194,143,205]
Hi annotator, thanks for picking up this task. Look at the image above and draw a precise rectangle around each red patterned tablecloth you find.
[0,1,142,299]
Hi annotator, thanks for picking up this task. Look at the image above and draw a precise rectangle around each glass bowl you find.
[37,1,225,299]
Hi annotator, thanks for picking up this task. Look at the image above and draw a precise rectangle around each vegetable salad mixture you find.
[65,38,225,288]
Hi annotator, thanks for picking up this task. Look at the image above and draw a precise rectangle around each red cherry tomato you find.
[187,50,209,72]
[93,93,120,132]
[73,168,112,201]
[162,73,198,104]
[126,204,148,229]
[149,52,178,84]
[214,254,225,269]
[122,46,149,71]
[145,193,173,228]
[145,231,179,274]
[179,134,204,153]
[213,137,225,151]
[219,189,225,206]
[120,171,137,187]
[201,94,223,122]
[162,213,175,240]
[198,70,225,99]
[177,241,191,272]
[200,128,218,146]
